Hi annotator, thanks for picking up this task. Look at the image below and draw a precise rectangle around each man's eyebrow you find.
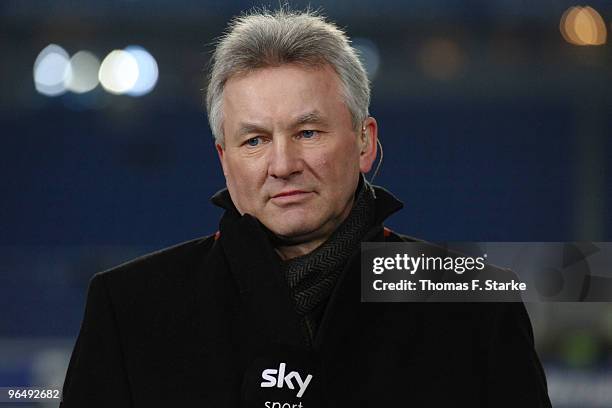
[235,123,269,138]
[293,111,329,127]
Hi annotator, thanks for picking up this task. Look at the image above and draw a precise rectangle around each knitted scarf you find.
[279,177,376,345]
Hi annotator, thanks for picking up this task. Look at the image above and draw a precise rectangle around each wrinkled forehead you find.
[221,63,351,133]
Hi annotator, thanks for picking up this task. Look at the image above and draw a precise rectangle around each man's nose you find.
[268,137,303,179]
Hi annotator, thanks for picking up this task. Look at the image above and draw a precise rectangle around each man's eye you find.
[300,130,317,139]
[245,137,261,147]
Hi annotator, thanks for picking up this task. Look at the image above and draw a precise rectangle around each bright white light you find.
[125,46,159,96]
[33,44,72,96]
[98,50,139,94]
[353,38,381,80]
[66,50,100,93]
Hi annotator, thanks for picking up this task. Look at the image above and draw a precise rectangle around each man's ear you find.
[359,116,378,173]
[216,142,228,176]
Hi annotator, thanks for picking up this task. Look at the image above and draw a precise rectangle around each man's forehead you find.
[233,110,331,137]
[223,63,342,102]
[226,106,332,133]
[222,64,347,131]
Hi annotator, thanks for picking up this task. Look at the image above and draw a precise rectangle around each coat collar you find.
[209,178,404,348]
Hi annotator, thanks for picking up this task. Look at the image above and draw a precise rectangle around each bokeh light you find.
[98,50,139,94]
[33,44,72,96]
[560,6,607,46]
[418,38,465,81]
[125,46,159,96]
[560,330,601,368]
[66,51,100,94]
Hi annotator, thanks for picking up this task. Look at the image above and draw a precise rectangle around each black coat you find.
[61,187,552,407]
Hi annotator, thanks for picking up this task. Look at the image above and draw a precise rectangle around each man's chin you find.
[263,221,322,245]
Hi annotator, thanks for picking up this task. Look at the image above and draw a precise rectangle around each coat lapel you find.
[218,209,306,348]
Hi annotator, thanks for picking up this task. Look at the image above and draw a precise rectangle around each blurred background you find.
[1,0,611,407]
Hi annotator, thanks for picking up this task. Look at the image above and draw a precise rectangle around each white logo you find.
[260,363,313,398]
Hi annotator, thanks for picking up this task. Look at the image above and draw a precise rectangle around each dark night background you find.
[0,1,611,407]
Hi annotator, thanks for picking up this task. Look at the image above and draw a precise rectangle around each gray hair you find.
[205,7,370,146]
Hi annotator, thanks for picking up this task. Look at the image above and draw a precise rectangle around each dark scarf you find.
[279,177,377,344]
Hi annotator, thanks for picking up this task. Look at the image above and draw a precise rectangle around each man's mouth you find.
[272,190,308,198]
[270,190,314,204]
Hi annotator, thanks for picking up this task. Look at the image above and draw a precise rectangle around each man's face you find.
[217,63,376,244]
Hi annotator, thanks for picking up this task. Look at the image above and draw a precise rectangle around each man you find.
[61,8,551,407]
